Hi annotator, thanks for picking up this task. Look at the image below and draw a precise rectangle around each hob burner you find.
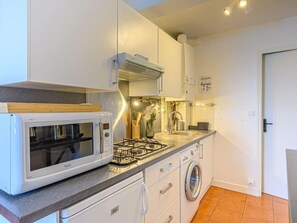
[111,138,173,165]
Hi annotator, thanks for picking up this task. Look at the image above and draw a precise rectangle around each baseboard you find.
[212,179,261,197]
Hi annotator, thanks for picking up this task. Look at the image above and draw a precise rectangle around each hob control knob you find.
[105,132,110,137]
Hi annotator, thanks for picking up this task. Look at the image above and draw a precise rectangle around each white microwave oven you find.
[0,112,113,195]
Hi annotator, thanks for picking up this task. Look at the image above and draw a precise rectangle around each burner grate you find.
[111,138,172,165]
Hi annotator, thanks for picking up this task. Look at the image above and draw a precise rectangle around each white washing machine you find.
[180,142,202,223]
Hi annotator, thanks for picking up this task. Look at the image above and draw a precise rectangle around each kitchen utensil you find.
[136,112,142,125]
[177,120,185,131]
[132,120,140,139]
[197,122,209,130]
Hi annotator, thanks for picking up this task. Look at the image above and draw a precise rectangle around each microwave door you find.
[29,122,95,172]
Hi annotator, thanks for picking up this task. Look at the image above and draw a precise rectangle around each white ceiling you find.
[123,0,297,39]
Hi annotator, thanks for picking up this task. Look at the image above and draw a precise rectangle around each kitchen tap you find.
[167,111,183,134]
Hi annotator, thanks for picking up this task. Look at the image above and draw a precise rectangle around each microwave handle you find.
[99,122,104,154]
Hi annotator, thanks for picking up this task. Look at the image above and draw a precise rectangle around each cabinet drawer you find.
[153,198,180,223]
[145,168,179,223]
[145,153,179,187]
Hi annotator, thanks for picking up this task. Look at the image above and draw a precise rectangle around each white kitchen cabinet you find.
[144,153,180,223]
[153,198,179,223]
[118,0,158,64]
[158,29,182,98]
[145,153,180,187]
[129,29,182,97]
[60,173,145,223]
[199,135,214,199]
[0,0,118,92]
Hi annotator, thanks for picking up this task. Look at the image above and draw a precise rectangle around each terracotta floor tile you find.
[191,212,210,223]
[191,187,290,223]
[246,194,273,209]
[274,201,289,215]
[216,197,245,214]
[209,209,242,223]
[203,187,224,201]
[197,197,219,217]
[274,201,289,223]
[221,189,247,202]
[242,217,269,223]
[243,204,274,223]
[273,196,289,205]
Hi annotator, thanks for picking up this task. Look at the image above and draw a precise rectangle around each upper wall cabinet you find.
[129,29,182,97]
[158,29,182,98]
[118,0,158,64]
[0,0,118,92]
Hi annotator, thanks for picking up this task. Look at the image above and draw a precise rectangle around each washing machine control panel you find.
[180,143,200,164]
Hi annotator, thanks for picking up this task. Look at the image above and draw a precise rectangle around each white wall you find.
[193,16,297,196]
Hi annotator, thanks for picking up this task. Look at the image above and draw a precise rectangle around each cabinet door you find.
[118,0,158,64]
[129,29,182,97]
[153,198,180,223]
[145,169,179,223]
[159,29,182,98]
[61,180,144,223]
[30,0,118,91]
[199,135,214,198]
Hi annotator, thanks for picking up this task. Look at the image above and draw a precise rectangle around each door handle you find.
[160,183,173,195]
[160,163,173,173]
[142,183,149,215]
[263,119,273,133]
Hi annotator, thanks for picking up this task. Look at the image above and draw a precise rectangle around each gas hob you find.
[111,139,174,165]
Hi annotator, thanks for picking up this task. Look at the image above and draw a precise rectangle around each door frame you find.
[258,45,297,196]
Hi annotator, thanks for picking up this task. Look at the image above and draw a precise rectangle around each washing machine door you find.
[185,160,202,201]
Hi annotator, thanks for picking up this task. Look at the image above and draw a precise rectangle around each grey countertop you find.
[0,130,216,223]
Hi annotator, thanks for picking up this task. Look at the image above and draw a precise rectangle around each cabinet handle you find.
[112,59,119,85]
[160,183,173,195]
[99,122,104,154]
[167,215,173,223]
[135,54,149,61]
[142,182,149,214]
[159,76,163,93]
[199,144,204,159]
[160,163,173,173]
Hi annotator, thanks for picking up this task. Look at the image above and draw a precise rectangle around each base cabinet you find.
[199,135,214,199]
[60,173,145,223]
[144,154,180,223]
[153,198,180,223]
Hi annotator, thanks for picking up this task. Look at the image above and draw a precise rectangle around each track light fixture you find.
[238,0,248,8]
[223,0,249,16]
[223,6,232,16]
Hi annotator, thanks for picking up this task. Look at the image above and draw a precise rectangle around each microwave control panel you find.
[100,114,112,155]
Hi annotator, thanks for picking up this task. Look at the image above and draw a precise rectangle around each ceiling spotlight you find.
[223,6,232,16]
[238,0,248,8]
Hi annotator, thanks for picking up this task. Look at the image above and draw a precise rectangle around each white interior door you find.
[263,49,297,199]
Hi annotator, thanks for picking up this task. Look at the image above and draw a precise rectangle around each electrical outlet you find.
[248,177,255,185]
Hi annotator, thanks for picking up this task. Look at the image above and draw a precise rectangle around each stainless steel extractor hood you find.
[117,53,164,81]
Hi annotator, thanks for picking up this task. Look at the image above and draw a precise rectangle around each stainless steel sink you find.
[155,131,203,140]
[172,131,201,136]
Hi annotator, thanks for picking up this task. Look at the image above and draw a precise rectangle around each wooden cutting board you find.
[0,102,102,113]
